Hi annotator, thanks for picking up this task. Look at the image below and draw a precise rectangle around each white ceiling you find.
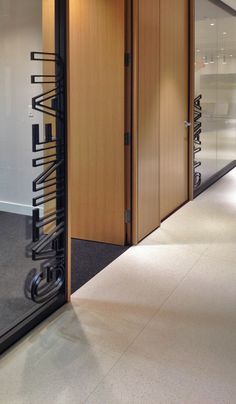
[196,0,236,57]
[221,0,236,12]
[196,0,231,20]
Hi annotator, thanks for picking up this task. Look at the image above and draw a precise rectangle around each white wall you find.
[0,0,42,216]
[196,57,236,106]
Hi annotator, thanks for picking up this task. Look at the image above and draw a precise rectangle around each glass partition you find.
[0,0,67,354]
[194,0,236,192]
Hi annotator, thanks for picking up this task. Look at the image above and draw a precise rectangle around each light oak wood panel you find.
[160,0,189,220]
[43,0,54,55]
[42,0,56,233]
[69,0,125,245]
[133,0,160,242]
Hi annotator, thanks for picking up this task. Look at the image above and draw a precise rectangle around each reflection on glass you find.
[0,0,56,337]
[195,0,236,188]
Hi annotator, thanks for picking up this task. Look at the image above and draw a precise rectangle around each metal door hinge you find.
[125,52,132,67]
[124,132,131,146]
[125,209,131,224]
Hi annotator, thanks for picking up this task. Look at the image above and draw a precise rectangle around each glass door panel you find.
[194,0,236,193]
[0,0,67,354]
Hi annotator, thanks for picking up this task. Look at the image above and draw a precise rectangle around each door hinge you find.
[125,52,132,67]
[125,209,131,224]
[124,132,131,146]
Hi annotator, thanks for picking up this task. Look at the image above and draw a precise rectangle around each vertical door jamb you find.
[189,0,195,200]
[125,0,133,245]
[131,0,139,245]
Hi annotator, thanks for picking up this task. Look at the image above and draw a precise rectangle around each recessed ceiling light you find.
[196,49,200,53]
[223,32,227,35]
[230,54,233,57]
[210,23,215,26]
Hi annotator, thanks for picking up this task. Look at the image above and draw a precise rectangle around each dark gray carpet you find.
[0,211,40,336]
[71,239,129,293]
[0,211,129,335]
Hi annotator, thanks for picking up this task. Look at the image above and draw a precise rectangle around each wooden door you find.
[69,0,126,245]
[132,0,160,243]
[160,0,189,220]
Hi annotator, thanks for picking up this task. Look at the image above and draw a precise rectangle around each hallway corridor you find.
[1,169,236,403]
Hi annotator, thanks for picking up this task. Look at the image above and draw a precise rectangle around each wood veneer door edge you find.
[132,0,161,244]
[131,0,139,245]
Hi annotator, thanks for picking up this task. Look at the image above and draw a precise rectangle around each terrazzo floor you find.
[1,169,236,403]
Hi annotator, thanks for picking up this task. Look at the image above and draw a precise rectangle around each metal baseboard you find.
[194,160,236,198]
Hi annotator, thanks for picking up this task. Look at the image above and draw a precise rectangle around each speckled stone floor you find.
[1,169,236,403]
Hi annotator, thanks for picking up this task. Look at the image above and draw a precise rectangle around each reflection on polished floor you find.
[199,124,236,184]
[1,169,236,403]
